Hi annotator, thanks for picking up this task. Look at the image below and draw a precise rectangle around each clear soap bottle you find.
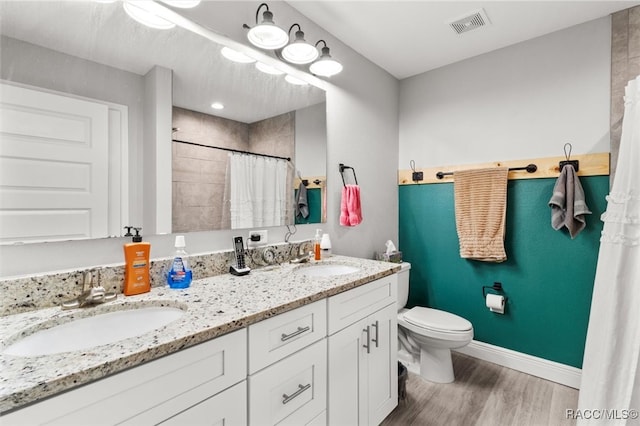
[167,235,192,289]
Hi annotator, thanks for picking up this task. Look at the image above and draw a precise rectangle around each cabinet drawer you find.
[3,329,247,426]
[328,274,397,334]
[249,299,326,373]
[159,380,247,426]
[249,339,327,426]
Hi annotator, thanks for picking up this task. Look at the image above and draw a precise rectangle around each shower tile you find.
[629,7,640,58]
[629,56,640,80]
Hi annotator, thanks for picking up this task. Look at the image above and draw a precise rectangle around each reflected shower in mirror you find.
[0,0,327,244]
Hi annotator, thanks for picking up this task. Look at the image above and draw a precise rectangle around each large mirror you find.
[0,0,327,244]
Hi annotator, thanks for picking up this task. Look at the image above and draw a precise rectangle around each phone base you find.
[230,265,251,276]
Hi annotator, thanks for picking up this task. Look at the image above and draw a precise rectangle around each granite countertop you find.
[0,255,400,413]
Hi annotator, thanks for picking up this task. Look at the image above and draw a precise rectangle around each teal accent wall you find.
[295,188,323,224]
[398,176,609,368]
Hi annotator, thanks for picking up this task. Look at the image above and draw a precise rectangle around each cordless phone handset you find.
[230,236,251,276]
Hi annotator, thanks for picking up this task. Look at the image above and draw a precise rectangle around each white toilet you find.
[397,262,473,383]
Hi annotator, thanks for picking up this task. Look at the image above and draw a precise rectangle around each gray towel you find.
[296,182,309,219]
[549,164,591,238]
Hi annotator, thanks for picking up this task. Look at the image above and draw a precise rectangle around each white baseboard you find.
[454,340,581,389]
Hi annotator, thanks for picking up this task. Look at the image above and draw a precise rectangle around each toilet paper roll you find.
[486,294,505,314]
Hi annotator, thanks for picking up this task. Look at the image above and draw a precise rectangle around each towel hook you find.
[559,142,579,172]
[564,143,572,161]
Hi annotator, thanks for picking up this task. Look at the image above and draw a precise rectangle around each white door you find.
[0,82,109,243]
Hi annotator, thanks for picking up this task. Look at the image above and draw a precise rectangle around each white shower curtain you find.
[578,75,640,425]
[227,153,292,229]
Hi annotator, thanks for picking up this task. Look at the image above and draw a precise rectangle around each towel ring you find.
[339,163,358,186]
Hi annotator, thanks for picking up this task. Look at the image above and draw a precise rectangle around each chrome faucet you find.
[61,270,117,310]
[290,243,312,264]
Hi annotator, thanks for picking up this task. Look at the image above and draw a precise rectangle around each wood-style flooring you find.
[382,352,579,426]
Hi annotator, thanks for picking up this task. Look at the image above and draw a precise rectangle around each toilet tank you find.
[397,262,411,311]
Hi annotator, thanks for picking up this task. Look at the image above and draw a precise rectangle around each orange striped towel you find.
[454,167,509,262]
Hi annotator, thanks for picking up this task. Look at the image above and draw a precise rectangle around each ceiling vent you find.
[448,9,491,35]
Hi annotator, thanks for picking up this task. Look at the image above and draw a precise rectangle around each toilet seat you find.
[404,307,472,334]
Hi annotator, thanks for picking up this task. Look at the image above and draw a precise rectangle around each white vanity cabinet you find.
[2,329,247,426]
[2,269,400,426]
[327,275,398,426]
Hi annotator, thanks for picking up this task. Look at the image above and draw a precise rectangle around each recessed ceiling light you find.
[160,0,201,8]
[123,0,175,30]
[255,62,285,75]
[221,47,256,64]
[285,75,308,86]
[211,102,224,110]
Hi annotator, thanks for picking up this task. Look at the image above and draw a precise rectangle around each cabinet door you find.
[367,303,398,426]
[160,381,246,426]
[328,318,368,426]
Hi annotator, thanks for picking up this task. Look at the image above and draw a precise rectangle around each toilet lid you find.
[404,307,472,332]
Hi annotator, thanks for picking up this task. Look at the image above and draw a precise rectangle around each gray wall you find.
[295,103,328,178]
[399,17,611,171]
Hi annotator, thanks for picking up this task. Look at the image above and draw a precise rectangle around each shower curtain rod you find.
[172,139,291,161]
[435,163,537,179]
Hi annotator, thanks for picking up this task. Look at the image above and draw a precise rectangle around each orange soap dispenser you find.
[123,227,151,296]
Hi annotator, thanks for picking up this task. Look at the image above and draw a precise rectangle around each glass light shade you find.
[221,47,256,64]
[285,75,308,86]
[309,47,343,77]
[160,0,201,8]
[123,1,175,30]
[255,62,285,75]
[211,102,224,110]
[247,10,288,50]
[282,40,319,65]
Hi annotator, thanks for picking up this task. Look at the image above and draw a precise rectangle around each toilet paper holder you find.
[482,282,508,302]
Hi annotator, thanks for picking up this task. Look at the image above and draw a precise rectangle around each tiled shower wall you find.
[171,107,294,232]
[611,6,640,183]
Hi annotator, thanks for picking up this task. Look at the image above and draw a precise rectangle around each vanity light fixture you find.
[309,40,343,77]
[284,75,309,86]
[243,3,289,50]
[221,47,256,64]
[123,0,175,30]
[281,24,319,65]
[255,62,285,75]
[211,102,224,110]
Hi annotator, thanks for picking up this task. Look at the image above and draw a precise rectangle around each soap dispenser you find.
[320,233,332,258]
[123,227,151,296]
[314,229,322,261]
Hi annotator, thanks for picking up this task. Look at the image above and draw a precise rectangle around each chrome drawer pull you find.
[282,383,311,404]
[363,325,371,354]
[281,326,310,342]
[371,320,379,348]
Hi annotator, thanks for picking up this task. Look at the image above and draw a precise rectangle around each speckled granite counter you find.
[0,256,400,413]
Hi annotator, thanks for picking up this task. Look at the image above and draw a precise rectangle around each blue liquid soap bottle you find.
[167,235,192,289]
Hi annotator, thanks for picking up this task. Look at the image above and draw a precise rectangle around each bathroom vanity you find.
[0,256,400,425]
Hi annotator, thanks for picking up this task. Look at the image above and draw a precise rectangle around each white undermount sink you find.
[2,306,185,357]
[295,263,360,277]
